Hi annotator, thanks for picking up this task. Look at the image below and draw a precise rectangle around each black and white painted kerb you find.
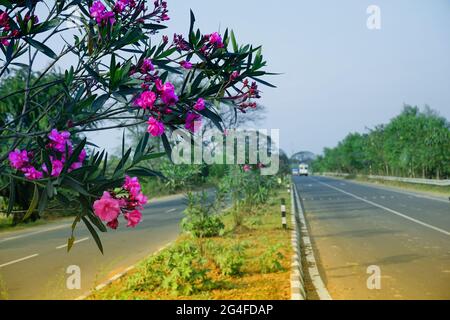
[292,182,332,300]
[281,198,287,230]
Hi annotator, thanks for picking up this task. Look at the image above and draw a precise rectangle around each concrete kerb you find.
[292,182,332,300]
[290,182,306,300]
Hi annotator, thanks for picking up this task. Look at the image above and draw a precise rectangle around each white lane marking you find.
[314,179,450,237]
[165,208,176,213]
[0,223,71,243]
[56,237,89,249]
[0,253,39,268]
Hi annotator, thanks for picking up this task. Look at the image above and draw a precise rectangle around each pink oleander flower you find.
[90,1,106,22]
[156,80,178,106]
[185,112,202,133]
[78,149,87,162]
[134,91,156,109]
[107,218,119,229]
[146,116,165,137]
[123,176,142,198]
[93,191,121,222]
[42,158,64,177]
[243,164,251,172]
[230,71,239,81]
[90,1,115,25]
[1,38,9,46]
[22,166,43,180]
[193,98,205,111]
[140,58,154,74]
[48,129,71,153]
[8,149,30,170]
[209,32,224,48]
[70,162,83,171]
[124,210,142,227]
[0,12,9,27]
[102,11,116,25]
[114,0,130,12]
[180,60,192,70]
[135,192,148,207]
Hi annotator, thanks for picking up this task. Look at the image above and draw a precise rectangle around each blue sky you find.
[34,1,450,156]
[161,0,450,155]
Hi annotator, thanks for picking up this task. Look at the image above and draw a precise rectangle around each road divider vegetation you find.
[89,172,292,300]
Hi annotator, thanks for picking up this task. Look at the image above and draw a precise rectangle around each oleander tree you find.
[0,0,274,252]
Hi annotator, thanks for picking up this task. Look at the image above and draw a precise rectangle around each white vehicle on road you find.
[298,163,309,176]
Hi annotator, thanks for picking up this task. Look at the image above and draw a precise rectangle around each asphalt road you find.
[0,194,187,300]
[293,175,450,300]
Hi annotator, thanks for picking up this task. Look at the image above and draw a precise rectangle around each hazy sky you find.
[34,1,450,156]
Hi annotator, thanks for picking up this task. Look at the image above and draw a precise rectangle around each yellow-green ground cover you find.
[90,189,292,300]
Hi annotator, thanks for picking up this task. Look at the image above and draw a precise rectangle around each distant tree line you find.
[312,105,450,179]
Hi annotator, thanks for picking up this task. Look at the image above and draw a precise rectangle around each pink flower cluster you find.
[90,0,169,27]
[243,163,265,172]
[185,112,202,133]
[8,129,87,180]
[147,116,165,137]
[93,176,148,229]
[90,1,116,25]
[0,10,36,47]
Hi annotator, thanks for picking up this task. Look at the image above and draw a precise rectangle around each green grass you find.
[0,214,47,233]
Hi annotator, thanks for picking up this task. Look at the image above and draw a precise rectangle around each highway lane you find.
[293,175,450,300]
[0,194,187,300]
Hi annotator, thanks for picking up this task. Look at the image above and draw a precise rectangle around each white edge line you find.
[321,175,449,204]
[0,253,39,268]
[293,183,332,300]
[56,237,89,250]
[165,208,176,213]
[313,178,450,237]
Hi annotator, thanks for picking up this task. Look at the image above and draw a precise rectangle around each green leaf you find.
[25,38,58,59]
[248,76,276,88]
[38,189,48,215]
[155,47,177,60]
[140,152,165,161]
[86,211,107,232]
[126,167,164,178]
[0,0,12,9]
[22,185,39,221]
[142,23,167,30]
[114,148,132,175]
[199,108,223,132]
[62,176,91,196]
[66,138,86,169]
[161,133,173,161]
[82,216,104,254]
[46,180,55,198]
[92,93,109,111]
[7,177,15,215]
[67,236,75,252]
[230,30,238,53]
